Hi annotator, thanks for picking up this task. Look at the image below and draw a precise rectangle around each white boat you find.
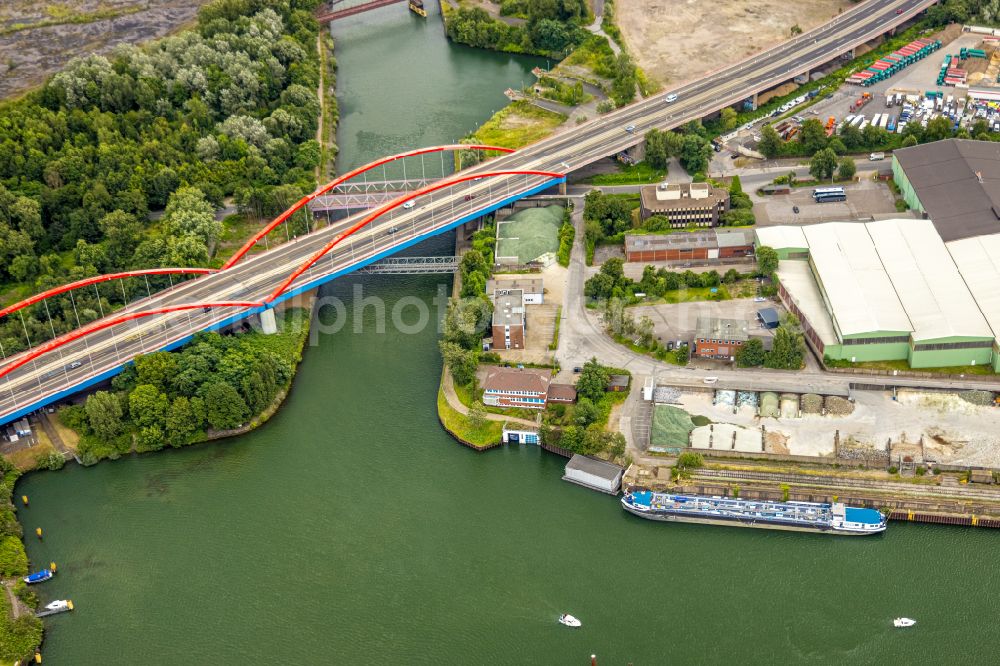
[44,600,72,612]
[893,617,916,628]
[559,614,581,628]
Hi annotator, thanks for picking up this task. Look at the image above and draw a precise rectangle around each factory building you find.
[757,219,1000,369]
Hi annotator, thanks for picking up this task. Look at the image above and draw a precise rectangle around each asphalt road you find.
[0,0,936,424]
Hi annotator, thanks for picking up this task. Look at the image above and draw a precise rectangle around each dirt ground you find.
[489,264,567,365]
[616,0,853,85]
[670,388,1000,466]
[0,0,207,100]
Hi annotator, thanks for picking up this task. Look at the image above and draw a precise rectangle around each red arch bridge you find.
[0,0,937,424]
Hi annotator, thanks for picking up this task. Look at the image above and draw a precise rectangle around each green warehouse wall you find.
[891,156,925,215]
[907,337,994,369]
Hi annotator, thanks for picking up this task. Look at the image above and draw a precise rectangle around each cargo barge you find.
[621,491,886,535]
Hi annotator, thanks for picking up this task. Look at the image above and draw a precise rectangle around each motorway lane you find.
[0,0,935,421]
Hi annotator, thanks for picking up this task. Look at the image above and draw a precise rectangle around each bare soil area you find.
[0,0,208,100]
[616,0,853,86]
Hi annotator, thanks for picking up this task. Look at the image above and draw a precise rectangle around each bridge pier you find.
[626,141,645,163]
[260,308,278,335]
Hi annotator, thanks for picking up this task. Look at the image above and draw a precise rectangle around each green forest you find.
[443,0,590,57]
[0,0,323,357]
[60,308,308,465]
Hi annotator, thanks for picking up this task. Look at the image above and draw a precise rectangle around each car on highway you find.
[793,206,800,214]
[896,8,903,14]
[402,200,415,209]
[65,361,83,370]
[703,377,719,384]
[386,226,400,236]
[624,124,636,133]
[665,93,678,103]
[463,194,476,201]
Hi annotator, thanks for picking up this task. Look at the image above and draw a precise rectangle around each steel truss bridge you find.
[0,0,936,426]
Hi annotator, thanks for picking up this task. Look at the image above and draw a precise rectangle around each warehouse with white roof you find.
[758,219,1000,369]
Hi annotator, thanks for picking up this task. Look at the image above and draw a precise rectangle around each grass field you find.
[583,162,666,185]
[651,404,695,449]
[469,101,566,150]
[496,205,563,263]
[828,358,997,376]
[437,386,503,449]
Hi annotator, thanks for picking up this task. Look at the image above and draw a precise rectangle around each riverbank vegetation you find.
[59,307,309,465]
[467,101,566,149]
[540,359,628,462]
[556,208,574,267]
[0,458,42,661]
[0,0,324,355]
[436,384,504,448]
[441,0,591,58]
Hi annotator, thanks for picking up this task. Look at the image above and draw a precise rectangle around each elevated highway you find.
[0,0,938,425]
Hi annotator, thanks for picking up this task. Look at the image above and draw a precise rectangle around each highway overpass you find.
[0,0,938,426]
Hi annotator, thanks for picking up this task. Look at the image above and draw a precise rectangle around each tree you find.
[900,134,918,148]
[837,157,856,181]
[924,115,954,143]
[97,210,141,266]
[165,396,202,447]
[636,315,655,348]
[574,397,600,427]
[442,297,492,350]
[134,352,179,394]
[201,382,249,430]
[839,122,863,149]
[735,337,765,367]
[575,357,609,403]
[163,187,222,247]
[729,174,743,196]
[758,125,783,159]
[129,384,168,430]
[798,118,828,154]
[809,147,838,181]
[679,134,712,174]
[560,425,584,452]
[85,391,125,442]
[467,401,487,429]
[719,107,738,131]
[723,268,741,283]
[756,245,778,276]
[439,340,479,386]
[764,326,804,370]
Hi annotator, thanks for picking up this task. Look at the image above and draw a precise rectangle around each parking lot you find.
[752,176,902,226]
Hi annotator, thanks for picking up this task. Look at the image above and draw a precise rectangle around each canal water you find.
[17,5,1000,665]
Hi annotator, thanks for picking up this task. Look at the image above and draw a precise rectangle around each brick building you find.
[639,181,729,227]
[491,291,525,350]
[624,228,754,263]
[482,367,551,409]
[693,317,750,360]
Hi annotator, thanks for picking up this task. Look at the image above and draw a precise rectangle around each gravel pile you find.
[958,390,995,407]
[653,387,682,404]
[759,392,780,418]
[736,391,758,408]
[825,395,855,415]
[714,390,736,407]
[800,393,823,414]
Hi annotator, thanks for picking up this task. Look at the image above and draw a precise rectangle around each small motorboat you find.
[23,569,53,585]
[893,617,916,628]
[559,613,581,628]
[44,600,72,612]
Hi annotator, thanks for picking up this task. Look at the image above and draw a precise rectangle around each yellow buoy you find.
[34,652,41,663]
[49,562,56,572]
[67,600,73,611]
[21,495,28,506]
[35,528,42,539]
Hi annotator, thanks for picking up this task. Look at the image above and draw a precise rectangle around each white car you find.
[665,93,678,103]
[624,124,636,133]
[402,200,415,209]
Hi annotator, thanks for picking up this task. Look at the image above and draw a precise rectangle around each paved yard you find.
[628,297,784,347]
[753,178,900,226]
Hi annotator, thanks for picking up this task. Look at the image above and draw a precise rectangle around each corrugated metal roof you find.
[715,228,755,248]
[802,223,911,337]
[867,219,992,341]
[945,233,1000,340]
[754,226,808,251]
[894,139,1000,242]
[774,260,839,347]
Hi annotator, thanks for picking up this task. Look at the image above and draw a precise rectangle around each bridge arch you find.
[222,144,513,270]
[0,301,263,381]
[266,168,564,302]
[0,268,218,321]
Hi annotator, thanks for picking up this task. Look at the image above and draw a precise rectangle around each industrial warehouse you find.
[757,218,1000,370]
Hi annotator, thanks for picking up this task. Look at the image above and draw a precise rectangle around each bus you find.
[814,191,847,203]
[813,187,845,196]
